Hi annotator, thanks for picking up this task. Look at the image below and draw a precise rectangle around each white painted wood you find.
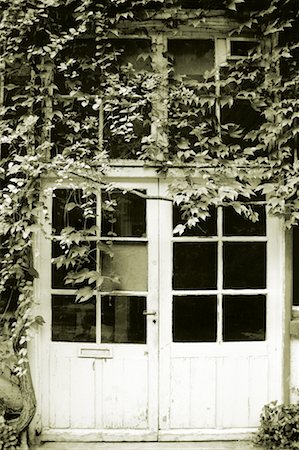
[248,356,269,426]
[49,354,71,429]
[33,174,285,442]
[70,357,96,429]
[221,357,250,428]
[37,178,159,441]
[158,179,285,438]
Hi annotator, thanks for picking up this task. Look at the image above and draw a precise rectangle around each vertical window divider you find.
[41,58,53,160]
[150,34,168,147]
[0,60,4,160]
[217,207,224,344]
[215,38,227,138]
[98,96,104,152]
[96,190,102,344]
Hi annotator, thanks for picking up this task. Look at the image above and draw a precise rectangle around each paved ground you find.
[31,442,264,450]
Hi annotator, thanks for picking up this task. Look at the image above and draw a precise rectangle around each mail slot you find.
[79,348,113,359]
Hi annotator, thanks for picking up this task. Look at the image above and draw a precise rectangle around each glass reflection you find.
[52,241,96,289]
[52,295,96,342]
[52,189,96,234]
[173,296,217,342]
[101,243,147,292]
[173,242,217,289]
[101,191,146,237]
[101,296,146,343]
[223,295,266,341]
[168,39,215,80]
[223,242,266,289]
[173,205,217,236]
[223,205,266,236]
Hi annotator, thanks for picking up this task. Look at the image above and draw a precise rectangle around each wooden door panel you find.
[169,357,217,429]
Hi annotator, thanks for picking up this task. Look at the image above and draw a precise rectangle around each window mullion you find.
[215,38,227,136]
[217,207,223,344]
[150,34,168,147]
[97,191,102,344]
[0,60,4,160]
[41,58,53,159]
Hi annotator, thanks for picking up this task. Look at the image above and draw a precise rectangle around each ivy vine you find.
[0,0,299,443]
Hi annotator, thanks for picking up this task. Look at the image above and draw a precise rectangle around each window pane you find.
[223,205,266,236]
[51,99,100,158]
[52,189,96,234]
[52,241,96,289]
[223,242,266,289]
[55,38,98,94]
[223,295,266,341]
[52,295,96,342]
[173,205,217,236]
[173,296,217,342]
[230,40,258,57]
[221,100,263,149]
[102,243,147,292]
[110,39,151,72]
[168,39,214,80]
[173,243,217,289]
[101,296,146,343]
[101,191,146,237]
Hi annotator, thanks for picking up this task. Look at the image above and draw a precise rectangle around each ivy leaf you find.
[261,184,276,194]
[76,286,94,303]
[173,224,185,235]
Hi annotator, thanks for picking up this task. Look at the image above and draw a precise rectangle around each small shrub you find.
[254,401,299,449]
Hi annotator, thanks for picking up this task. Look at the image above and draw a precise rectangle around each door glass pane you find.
[52,189,96,234]
[173,242,217,289]
[52,241,96,289]
[101,296,146,343]
[223,242,266,289]
[102,243,147,292]
[101,191,146,237]
[52,295,96,342]
[173,205,217,236]
[223,295,266,341]
[223,205,266,236]
[168,39,214,80]
[173,296,217,342]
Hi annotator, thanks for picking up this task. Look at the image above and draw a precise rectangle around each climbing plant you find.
[0,0,299,445]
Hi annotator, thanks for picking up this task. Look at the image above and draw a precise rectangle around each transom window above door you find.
[51,188,148,344]
[172,204,267,343]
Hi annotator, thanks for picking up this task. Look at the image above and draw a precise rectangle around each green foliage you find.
[254,401,299,450]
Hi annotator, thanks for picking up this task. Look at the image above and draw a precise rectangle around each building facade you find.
[1,1,299,444]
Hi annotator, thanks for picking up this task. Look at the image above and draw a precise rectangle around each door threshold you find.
[31,442,263,450]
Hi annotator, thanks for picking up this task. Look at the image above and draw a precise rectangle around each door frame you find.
[29,169,288,442]
[31,170,160,442]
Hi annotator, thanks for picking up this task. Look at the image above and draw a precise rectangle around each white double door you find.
[38,179,285,442]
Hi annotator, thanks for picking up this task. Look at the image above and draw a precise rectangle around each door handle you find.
[143,310,157,316]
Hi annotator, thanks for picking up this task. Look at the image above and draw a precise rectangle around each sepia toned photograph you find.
[0,1,298,449]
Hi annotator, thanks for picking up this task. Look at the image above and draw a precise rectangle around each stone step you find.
[30,441,264,450]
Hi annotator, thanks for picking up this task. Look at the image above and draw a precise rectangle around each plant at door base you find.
[0,0,299,444]
[254,401,299,449]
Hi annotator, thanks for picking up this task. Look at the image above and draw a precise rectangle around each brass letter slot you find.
[79,348,113,359]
